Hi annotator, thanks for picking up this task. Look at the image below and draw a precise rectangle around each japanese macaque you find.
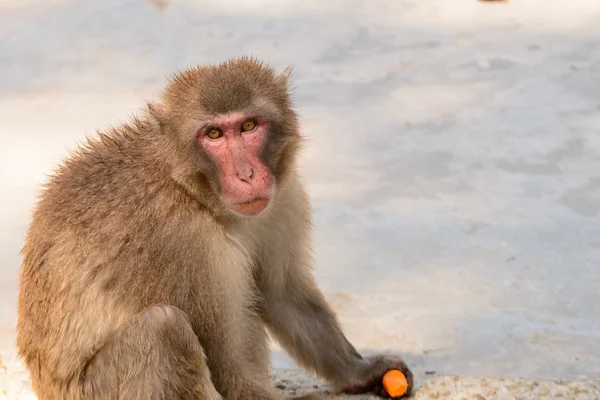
[16,58,413,400]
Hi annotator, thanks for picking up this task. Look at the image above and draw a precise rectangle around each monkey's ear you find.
[146,102,168,131]
[275,66,293,89]
[147,102,167,119]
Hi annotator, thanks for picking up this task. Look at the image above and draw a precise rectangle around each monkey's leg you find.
[80,305,222,400]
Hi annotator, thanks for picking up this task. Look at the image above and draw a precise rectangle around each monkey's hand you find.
[341,355,414,399]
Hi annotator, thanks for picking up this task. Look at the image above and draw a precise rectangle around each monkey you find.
[16,57,414,400]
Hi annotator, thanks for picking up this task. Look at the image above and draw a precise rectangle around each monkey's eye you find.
[207,128,223,139]
[241,119,257,132]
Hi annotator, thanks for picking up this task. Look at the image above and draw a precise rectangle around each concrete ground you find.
[1,0,599,398]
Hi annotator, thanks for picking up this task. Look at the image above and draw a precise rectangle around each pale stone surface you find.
[1,0,600,398]
[269,370,600,400]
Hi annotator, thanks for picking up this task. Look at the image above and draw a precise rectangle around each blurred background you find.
[0,0,599,384]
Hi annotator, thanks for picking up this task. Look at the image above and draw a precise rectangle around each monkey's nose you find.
[236,168,255,183]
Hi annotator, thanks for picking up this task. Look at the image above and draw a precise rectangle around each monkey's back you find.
[16,121,211,395]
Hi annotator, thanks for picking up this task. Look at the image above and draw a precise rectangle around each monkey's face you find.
[155,58,300,218]
[197,112,274,216]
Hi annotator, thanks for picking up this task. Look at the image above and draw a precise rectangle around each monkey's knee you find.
[83,305,219,400]
[140,304,192,333]
[140,305,208,361]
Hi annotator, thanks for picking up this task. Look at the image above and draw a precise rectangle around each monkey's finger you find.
[373,383,390,398]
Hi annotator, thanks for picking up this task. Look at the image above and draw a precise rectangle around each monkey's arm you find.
[261,255,413,397]
[259,182,412,396]
[261,265,365,387]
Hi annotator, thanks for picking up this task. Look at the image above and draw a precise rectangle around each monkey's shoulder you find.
[35,124,163,217]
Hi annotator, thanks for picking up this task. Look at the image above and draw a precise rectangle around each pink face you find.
[198,112,274,216]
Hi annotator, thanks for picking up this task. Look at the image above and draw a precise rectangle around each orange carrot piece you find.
[382,369,408,397]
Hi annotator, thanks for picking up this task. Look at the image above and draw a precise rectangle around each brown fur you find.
[16,57,413,400]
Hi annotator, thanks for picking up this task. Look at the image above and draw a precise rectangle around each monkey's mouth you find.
[230,197,271,216]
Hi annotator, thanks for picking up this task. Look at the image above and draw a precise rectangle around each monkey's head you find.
[149,57,300,218]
